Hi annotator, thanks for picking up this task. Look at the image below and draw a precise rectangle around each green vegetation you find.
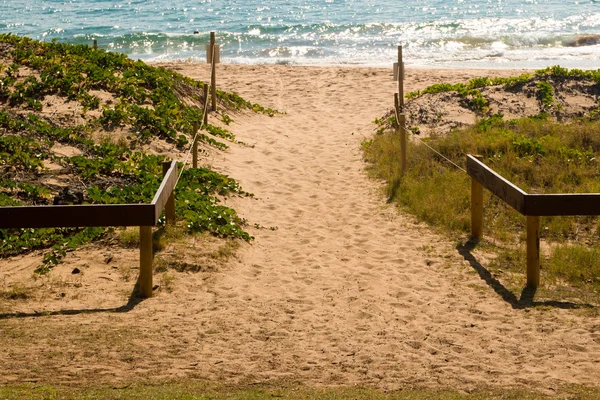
[365,105,600,299]
[373,115,398,134]
[0,34,264,272]
[1,381,600,400]
[405,81,490,112]
[536,81,555,111]
[406,67,600,101]
[404,66,600,117]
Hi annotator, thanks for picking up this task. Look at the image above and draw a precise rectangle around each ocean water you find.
[1,0,600,68]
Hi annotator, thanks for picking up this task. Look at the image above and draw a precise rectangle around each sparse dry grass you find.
[363,116,600,303]
[117,227,140,248]
[2,381,600,400]
[0,283,30,301]
[153,230,242,274]
[210,239,240,260]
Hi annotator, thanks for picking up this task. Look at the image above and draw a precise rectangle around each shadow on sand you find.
[456,240,596,310]
[0,275,146,320]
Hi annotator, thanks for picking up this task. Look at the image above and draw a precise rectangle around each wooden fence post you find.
[162,162,176,225]
[93,40,97,50]
[471,177,484,241]
[139,225,153,298]
[527,216,541,288]
[470,155,484,241]
[398,113,407,176]
[210,32,217,112]
[398,45,404,111]
[393,93,407,176]
[203,85,209,125]
[192,121,199,169]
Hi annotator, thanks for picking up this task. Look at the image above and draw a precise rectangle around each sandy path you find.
[1,64,599,392]
[158,64,600,390]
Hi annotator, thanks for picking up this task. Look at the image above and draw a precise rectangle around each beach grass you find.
[2,381,600,400]
[364,114,600,301]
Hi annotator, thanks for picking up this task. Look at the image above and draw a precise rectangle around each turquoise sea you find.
[1,0,599,68]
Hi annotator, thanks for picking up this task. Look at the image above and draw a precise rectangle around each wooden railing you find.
[467,154,600,288]
[387,47,596,290]
[0,161,178,298]
[2,33,222,300]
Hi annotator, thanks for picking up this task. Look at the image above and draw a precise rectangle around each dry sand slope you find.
[1,64,600,392]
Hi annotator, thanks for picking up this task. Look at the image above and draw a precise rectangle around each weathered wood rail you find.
[0,160,178,298]
[467,154,600,288]
[3,33,221,300]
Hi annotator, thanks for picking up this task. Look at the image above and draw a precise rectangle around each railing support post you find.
[210,32,217,112]
[471,177,484,241]
[527,215,541,288]
[203,85,209,125]
[192,121,199,169]
[139,225,153,298]
[398,45,404,111]
[399,113,407,176]
[162,162,176,225]
[394,93,407,176]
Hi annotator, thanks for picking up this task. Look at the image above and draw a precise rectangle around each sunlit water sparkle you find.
[1,0,599,68]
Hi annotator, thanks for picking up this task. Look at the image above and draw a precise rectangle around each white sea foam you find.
[1,0,599,68]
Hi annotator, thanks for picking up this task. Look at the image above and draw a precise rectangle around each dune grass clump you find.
[3,381,600,400]
[364,113,600,297]
[405,66,600,103]
[398,66,600,127]
[547,245,600,289]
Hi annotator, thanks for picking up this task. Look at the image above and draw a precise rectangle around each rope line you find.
[399,123,467,174]
[415,136,467,174]
[175,43,215,187]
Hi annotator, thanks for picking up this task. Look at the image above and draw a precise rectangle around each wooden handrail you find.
[467,154,600,289]
[466,155,527,214]
[0,161,178,229]
[525,193,600,216]
[151,160,178,222]
[0,160,179,298]
[467,155,600,216]
[0,204,155,229]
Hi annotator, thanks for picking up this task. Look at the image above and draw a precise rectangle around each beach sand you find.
[1,63,599,393]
